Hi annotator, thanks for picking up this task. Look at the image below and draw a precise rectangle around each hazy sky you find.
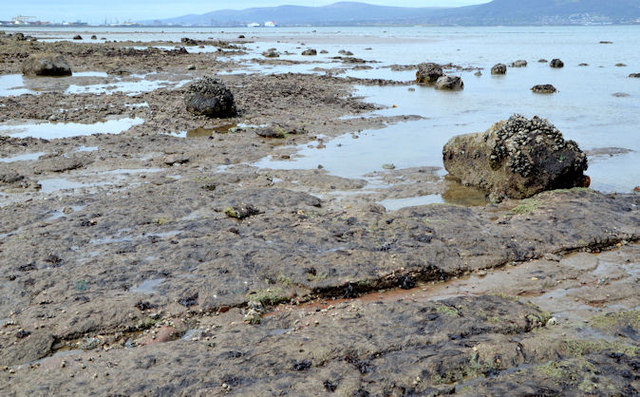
[1,1,489,24]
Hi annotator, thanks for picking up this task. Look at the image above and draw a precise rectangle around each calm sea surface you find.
[7,26,640,193]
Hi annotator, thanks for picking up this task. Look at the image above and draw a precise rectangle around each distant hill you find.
[144,0,640,27]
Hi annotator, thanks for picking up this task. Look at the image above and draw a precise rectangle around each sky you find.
[1,1,489,24]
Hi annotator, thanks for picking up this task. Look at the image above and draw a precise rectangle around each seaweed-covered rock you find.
[550,59,564,68]
[435,75,464,91]
[416,62,444,85]
[184,76,236,118]
[21,53,72,77]
[531,84,557,94]
[491,63,507,75]
[443,115,588,200]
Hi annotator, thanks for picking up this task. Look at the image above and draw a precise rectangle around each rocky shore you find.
[1,32,639,396]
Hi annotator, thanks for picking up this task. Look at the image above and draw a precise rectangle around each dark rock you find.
[180,37,198,46]
[262,48,280,58]
[416,62,444,84]
[73,35,82,40]
[612,92,630,98]
[301,49,317,56]
[538,59,548,63]
[616,63,627,67]
[435,75,464,91]
[320,50,328,54]
[238,35,245,39]
[600,41,613,44]
[91,35,97,40]
[628,73,640,78]
[443,114,588,200]
[491,63,507,75]
[550,59,564,68]
[184,76,236,118]
[338,50,353,56]
[224,204,260,219]
[14,32,26,41]
[21,53,72,77]
[0,172,25,184]
[531,84,557,94]
[511,60,528,67]
[579,63,589,66]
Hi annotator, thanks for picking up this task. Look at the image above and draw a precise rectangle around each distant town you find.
[0,15,140,27]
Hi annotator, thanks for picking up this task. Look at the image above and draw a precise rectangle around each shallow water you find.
[0,118,144,139]
[0,152,45,163]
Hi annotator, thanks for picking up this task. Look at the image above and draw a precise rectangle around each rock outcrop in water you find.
[531,84,557,94]
[21,53,72,77]
[416,62,444,84]
[491,63,507,75]
[435,75,464,90]
[301,49,317,56]
[550,59,564,68]
[629,73,640,78]
[511,59,528,67]
[184,76,236,118]
[443,115,588,200]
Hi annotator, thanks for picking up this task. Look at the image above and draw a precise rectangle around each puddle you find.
[74,146,98,152]
[379,194,443,210]
[0,118,144,139]
[0,152,45,163]
[130,278,166,294]
[1,72,188,97]
[38,178,110,193]
[183,124,237,138]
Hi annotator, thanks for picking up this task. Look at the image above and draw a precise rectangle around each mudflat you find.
[1,32,639,396]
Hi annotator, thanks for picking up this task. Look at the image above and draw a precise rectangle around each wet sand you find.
[1,31,640,395]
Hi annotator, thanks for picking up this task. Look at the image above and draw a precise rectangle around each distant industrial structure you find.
[0,15,88,27]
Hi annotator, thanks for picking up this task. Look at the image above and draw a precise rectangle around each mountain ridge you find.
[143,0,640,26]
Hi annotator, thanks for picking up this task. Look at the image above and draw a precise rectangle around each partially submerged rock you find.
[416,62,444,84]
[262,48,280,58]
[491,63,507,75]
[435,75,464,91]
[550,59,564,68]
[254,124,306,139]
[184,76,236,118]
[531,84,557,94]
[21,53,72,77]
[629,73,640,78]
[301,49,317,56]
[511,59,528,67]
[443,114,588,200]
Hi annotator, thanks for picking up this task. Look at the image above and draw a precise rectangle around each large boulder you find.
[416,62,444,84]
[443,115,588,200]
[491,63,507,75]
[184,76,236,118]
[21,53,72,77]
[435,75,464,91]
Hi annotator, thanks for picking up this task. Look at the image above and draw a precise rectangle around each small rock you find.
[338,50,353,56]
[510,59,528,67]
[164,154,189,166]
[238,35,245,39]
[73,35,82,40]
[491,63,507,75]
[550,59,564,68]
[416,62,443,84]
[382,163,396,170]
[180,37,198,46]
[599,41,613,44]
[628,73,640,78]
[615,63,627,67]
[435,75,464,91]
[301,49,317,56]
[187,64,196,70]
[531,84,557,94]
[547,317,558,326]
[91,35,97,40]
[612,92,629,98]
[474,71,482,76]
[262,48,280,58]
[224,204,260,220]
[578,63,589,67]
[538,59,548,63]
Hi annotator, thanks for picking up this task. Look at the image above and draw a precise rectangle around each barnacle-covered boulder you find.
[416,62,444,85]
[443,115,589,201]
[184,76,236,118]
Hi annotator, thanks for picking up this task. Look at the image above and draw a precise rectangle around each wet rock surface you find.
[184,76,236,118]
[435,75,464,90]
[416,62,444,84]
[491,63,507,75]
[531,84,557,94]
[21,53,72,77]
[550,58,564,68]
[1,32,640,396]
[443,114,588,200]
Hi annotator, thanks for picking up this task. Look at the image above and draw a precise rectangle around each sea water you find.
[5,25,640,192]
